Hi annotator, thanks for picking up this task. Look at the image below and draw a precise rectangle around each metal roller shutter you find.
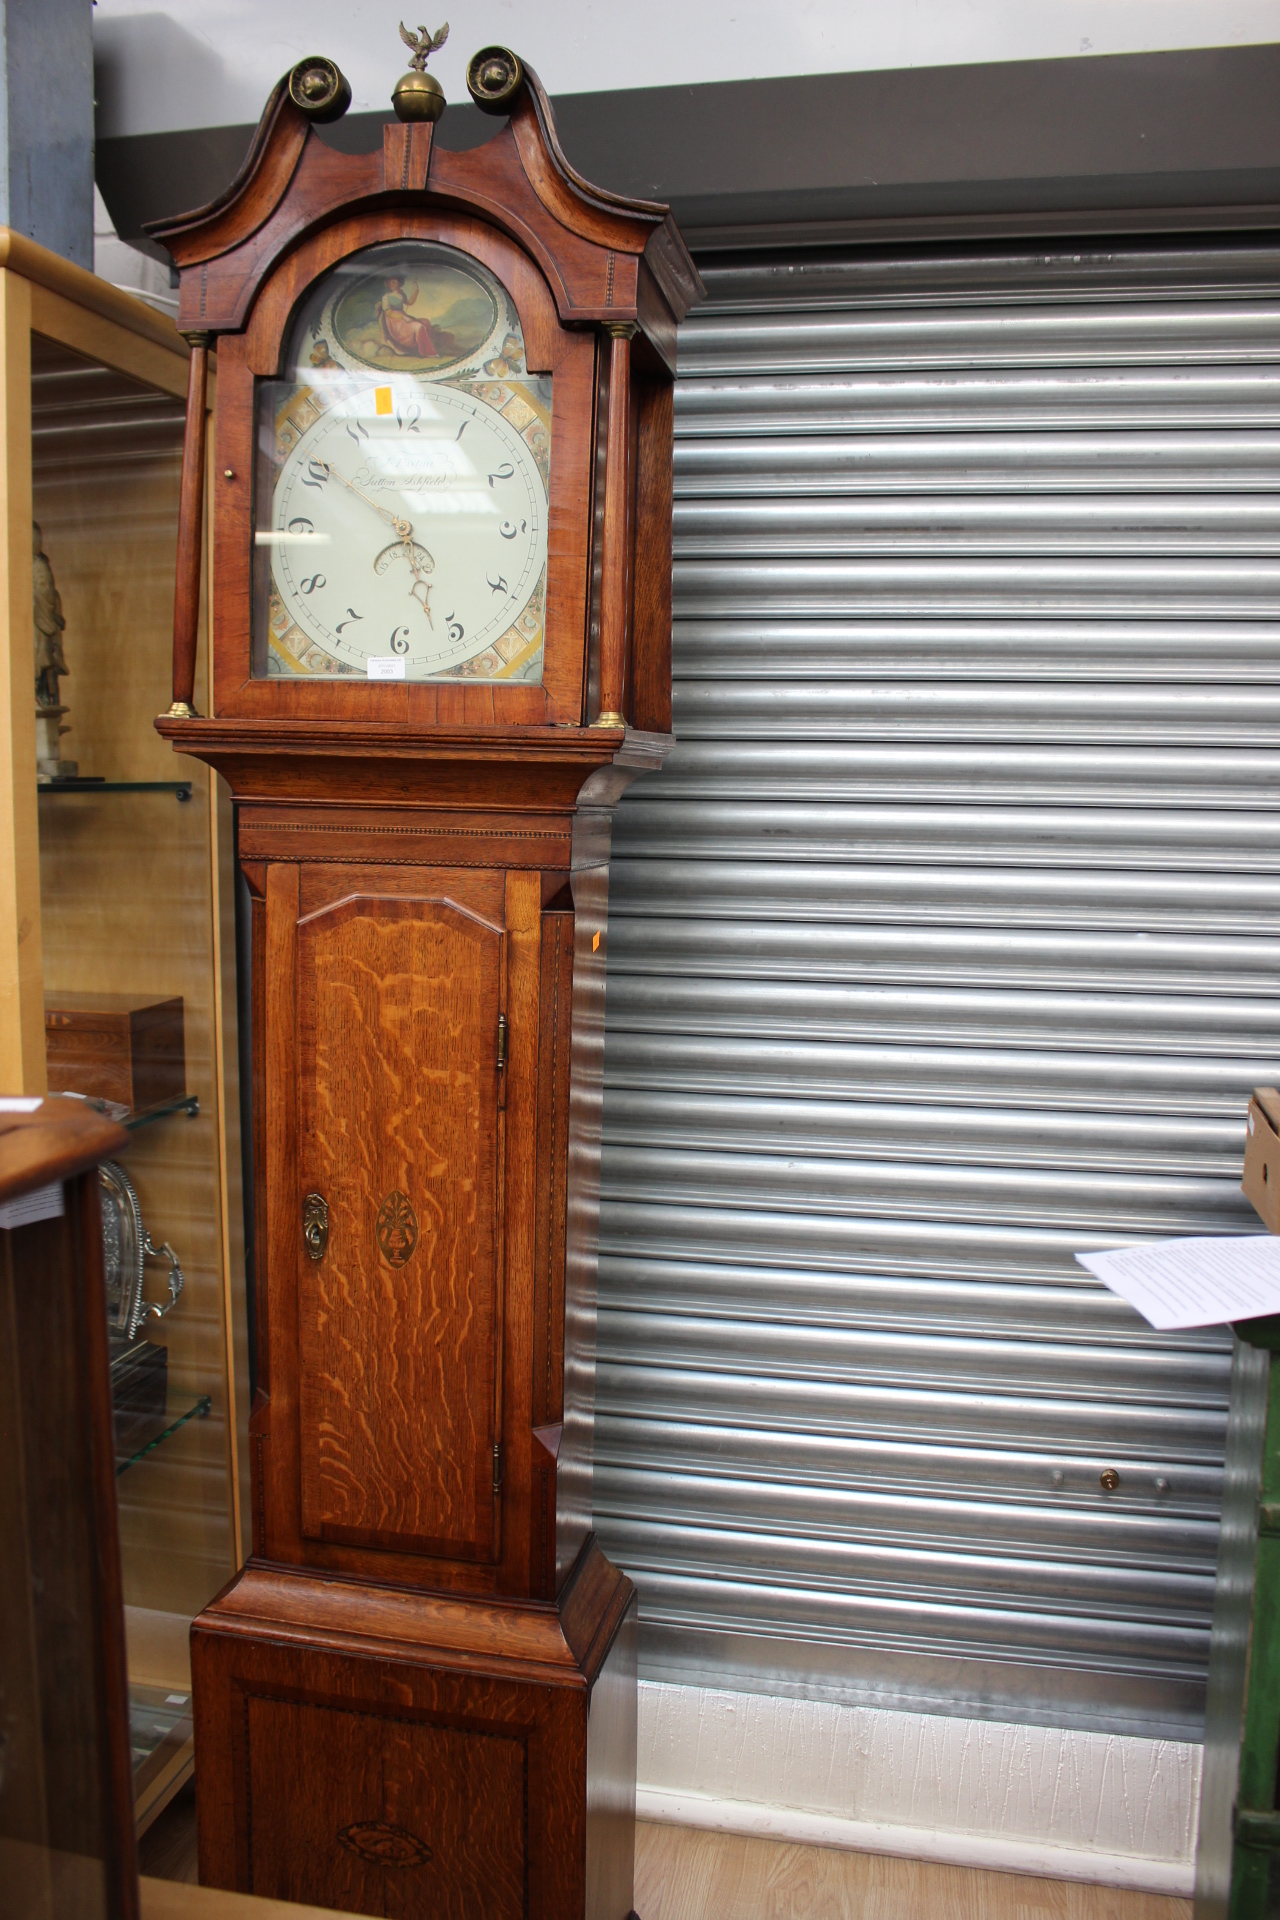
[592,239,1280,1739]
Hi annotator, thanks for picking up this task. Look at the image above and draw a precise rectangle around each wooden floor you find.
[634,1823,1192,1920]
[138,1780,199,1885]
[139,1787,1191,1919]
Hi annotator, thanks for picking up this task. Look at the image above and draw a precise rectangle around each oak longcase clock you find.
[150,37,702,1920]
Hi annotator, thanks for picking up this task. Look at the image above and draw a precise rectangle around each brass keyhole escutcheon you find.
[303,1192,329,1261]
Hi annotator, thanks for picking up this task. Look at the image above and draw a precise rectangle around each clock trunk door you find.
[296,892,505,1563]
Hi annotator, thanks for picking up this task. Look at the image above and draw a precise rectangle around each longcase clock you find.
[149,39,702,1920]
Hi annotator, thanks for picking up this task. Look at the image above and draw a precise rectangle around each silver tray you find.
[99,1159,184,1343]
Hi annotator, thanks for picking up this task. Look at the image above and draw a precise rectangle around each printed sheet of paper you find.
[1076,1236,1280,1330]
[0,1180,64,1230]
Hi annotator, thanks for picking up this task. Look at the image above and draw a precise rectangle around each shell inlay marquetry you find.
[337,1820,434,1868]
[376,1187,418,1266]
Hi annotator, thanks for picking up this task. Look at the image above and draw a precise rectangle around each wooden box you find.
[1242,1088,1280,1235]
[45,991,185,1112]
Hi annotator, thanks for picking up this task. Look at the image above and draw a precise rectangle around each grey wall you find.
[87,0,1280,140]
[96,42,1280,261]
[1,0,93,268]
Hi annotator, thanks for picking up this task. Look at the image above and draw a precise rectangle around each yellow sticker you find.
[592,931,601,951]
[375,386,393,415]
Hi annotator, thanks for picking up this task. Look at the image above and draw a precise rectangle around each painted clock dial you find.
[251,239,551,683]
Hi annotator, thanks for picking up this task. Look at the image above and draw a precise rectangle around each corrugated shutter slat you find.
[592,242,1280,1738]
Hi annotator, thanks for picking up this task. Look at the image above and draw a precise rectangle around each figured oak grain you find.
[297,894,505,1561]
[260,864,300,1563]
[193,1552,629,1918]
[244,1694,524,1919]
[201,1540,626,1676]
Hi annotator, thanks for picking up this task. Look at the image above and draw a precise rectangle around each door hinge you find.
[497,1012,508,1070]
[493,1442,503,1493]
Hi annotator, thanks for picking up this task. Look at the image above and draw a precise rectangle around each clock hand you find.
[314,455,436,627]
[317,455,434,626]
[314,457,413,541]
[401,534,434,629]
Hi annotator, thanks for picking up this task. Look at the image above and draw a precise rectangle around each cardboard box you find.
[45,992,185,1114]
[1242,1088,1280,1234]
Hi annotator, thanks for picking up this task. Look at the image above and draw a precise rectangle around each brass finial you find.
[466,45,524,113]
[392,21,449,122]
[287,55,351,122]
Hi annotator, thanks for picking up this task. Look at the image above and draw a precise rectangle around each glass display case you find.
[0,1097,138,1920]
[0,232,247,1838]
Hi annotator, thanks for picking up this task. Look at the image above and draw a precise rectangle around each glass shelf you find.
[130,1684,191,1774]
[55,1090,200,1131]
[116,1393,211,1477]
[38,778,192,800]
[124,1091,200,1132]
[130,1681,195,1831]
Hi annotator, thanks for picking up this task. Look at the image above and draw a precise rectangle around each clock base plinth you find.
[191,1538,639,1920]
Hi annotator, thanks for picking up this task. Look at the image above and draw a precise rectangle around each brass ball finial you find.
[466,46,524,113]
[392,20,448,123]
[287,55,351,122]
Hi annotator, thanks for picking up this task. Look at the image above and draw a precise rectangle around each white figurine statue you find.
[34,521,75,781]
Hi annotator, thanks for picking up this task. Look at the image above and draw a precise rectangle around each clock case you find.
[148,51,702,1920]
[157,63,701,728]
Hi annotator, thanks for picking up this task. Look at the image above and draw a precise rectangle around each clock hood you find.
[145,46,704,372]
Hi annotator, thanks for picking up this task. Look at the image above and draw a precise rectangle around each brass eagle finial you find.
[398,21,449,71]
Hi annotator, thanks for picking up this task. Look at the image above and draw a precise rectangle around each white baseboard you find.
[635,1787,1195,1896]
[636,1682,1200,1898]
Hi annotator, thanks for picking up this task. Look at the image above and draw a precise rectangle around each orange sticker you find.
[592,931,601,951]
[375,386,393,415]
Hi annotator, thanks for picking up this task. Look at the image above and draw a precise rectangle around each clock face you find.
[251,240,550,683]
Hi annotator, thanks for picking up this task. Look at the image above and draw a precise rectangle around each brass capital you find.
[604,321,639,341]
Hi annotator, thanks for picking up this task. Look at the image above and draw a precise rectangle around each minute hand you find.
[315,458,413,541]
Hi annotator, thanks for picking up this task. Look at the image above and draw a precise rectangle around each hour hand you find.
[409,576,433,624]
[401,536,434,627]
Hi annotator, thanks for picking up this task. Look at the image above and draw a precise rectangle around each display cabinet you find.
[0,231,247,1836]
[0,1095,138,1920]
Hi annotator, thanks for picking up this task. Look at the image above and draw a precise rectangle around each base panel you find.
[192,1537,637,1920]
